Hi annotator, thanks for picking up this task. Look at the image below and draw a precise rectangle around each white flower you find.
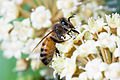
[16,59,28,71]
[74,40,98,57]
[69,78,79,80]
[79,72,88,80]
[56,0,80,17]
[106,13,120,28]
[117,27,120,37]
[114,47,120,57]
[77,2,105,23]
[51,56,65,78]
[31,6,52,29]
[103,26,111,34]
[0,19,13,40]
[60,57,76,80]
[22,38,41,54]
[73,29,87,44]
[56,39,74,54]
[25,38,42,61]
[39,69,48,77]
[12,0,23,5]
[10,18,34,41]
[105,63,120,80]
[116,37,120,47]
[0,1,19,22]
[1,39,24,59]
[97,32,117,52]
[85,58,108,80]
[81,2,98,19]
[31,59,43,71]
[86,18,106,34]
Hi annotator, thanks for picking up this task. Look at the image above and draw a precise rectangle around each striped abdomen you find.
[40,36,56,65]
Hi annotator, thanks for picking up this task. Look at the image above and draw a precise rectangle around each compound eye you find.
[61,21,67,25]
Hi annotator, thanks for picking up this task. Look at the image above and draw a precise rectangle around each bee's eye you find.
[61,21,67,25]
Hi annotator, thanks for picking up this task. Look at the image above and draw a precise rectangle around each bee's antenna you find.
[68,14,76,22]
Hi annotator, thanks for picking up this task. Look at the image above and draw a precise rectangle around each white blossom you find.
[22,38,41,54]
[79,72,88,80]
[10,18,34,41]
[74,40,98,57]
[0,19,13,40]
[60,57,76,80]
[86,18,106,34]
[51,56,65,78]
[56,39,74,54]
[105,63,120,80]
[39,69,48,77]
[103,26,111,34]
[31,6,52,29]
[12,0,23,5]
[76,2,105,23]
[31,59,43,71]
[117,27,120,37]
[16,59,28,71]
[0,1,19,22]
[106,13,120,28]
[114,47,120,57]
[97,32,117,52]
[85,58,108,80]
[56,0,80,17]
[1,39,24,59]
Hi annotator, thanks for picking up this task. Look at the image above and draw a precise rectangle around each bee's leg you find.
[55,73,63,80]
[67,31,72,38]
[50,36,66,43]
[72,29,79,34]
[61,35,66,39]
[55,48,60,56]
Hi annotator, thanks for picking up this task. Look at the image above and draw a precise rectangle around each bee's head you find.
[52,15,79,40]
[59,17,75,31]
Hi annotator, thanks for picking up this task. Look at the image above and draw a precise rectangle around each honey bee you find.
[32,14,79,65]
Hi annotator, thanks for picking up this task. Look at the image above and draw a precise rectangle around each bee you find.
[32,14,79,65]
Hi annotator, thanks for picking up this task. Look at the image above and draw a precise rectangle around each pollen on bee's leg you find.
[55,48,61,56]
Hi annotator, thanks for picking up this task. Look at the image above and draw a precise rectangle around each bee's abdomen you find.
[40,36,56,65]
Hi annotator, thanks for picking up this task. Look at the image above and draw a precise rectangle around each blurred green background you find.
[0,50,45,80]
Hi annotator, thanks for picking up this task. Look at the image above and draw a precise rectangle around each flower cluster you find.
[51,13,120,80]
[0,0,52,72]
[0,0,119,80]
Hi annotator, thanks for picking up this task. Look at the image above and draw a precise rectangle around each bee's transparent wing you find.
[32,30,54,53]
[26,30,55,61]
[26,40,42,61]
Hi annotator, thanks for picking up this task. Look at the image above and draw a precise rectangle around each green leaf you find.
[40,0,45,6]
[21,53,29,59]
[9,17,25,25]
[22,4,32,12]
[33,0,39,6]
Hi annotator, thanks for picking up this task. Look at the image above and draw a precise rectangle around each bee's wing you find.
[32,30,54,53]
[27,39,42,60]
[27,30,55,60]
